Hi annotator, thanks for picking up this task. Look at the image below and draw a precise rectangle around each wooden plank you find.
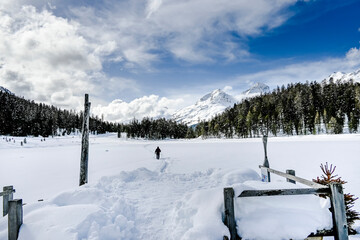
[8,199,22,240]
[329,183,348,240]
[223,188,240,240]
[262,136,270,182]
[259,166,325,188]
[79,94,91,186]
[3,186,14,216]
[238,187,330,197]
[286,169,296,184]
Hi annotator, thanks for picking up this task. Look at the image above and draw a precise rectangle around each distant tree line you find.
[0,90,192,139]
[195,79,360,138]
[124,117,190,139]
[0,90,119,136]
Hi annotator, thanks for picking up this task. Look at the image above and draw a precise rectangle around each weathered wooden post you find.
[223,188,239,240]
[79,94,91,186]
[286,169,296,184]
[3,186,14,216]
[8,199,23,240]
[329,183,348,240]
[261,135,270,182]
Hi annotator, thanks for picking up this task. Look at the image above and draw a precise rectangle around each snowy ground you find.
[0,133,360,239]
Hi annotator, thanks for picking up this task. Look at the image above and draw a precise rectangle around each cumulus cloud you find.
[0,4,141,110]
[92,95,184,123]
[0,5,99,108]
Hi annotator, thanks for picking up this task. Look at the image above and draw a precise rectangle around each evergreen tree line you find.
[0,90,192,139]
[0,90,119,136]
[196,80,360,138]
[123,117,190,139]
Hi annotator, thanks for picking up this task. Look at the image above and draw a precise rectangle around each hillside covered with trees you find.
[195,79,360,138]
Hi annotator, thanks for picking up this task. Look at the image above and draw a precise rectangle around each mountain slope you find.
[325,69,360,82]
[173,89,236,126]
[173,83,270,126]
[242,82,270,95]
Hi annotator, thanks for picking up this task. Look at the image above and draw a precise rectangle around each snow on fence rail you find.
[222,136,349,240]
[1,185,23,240]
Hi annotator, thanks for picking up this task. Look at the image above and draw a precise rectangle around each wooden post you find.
[3,186,14,216]
[79,94,91,186]
[262,135,270,182]
[223,188,239,240]
[286,169,296,184]
[329,183,348,240]
[8,199,22,240]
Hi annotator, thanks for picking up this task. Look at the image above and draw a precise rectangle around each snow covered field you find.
[0,133,360,239]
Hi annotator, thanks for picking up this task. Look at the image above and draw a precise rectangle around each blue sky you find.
[0,0,359,122]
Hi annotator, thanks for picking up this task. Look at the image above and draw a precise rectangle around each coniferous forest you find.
[195,79,360,138]
[0,89,189,139]
[0,90,120,136]
[1,79,360,139]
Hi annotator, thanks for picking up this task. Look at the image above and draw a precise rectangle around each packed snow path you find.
[1,134,360,239]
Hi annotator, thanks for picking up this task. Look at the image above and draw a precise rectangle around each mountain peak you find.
[326,69,360,82]
[173,89,237,126]
[199,89,235,104]
[243,82,270,95]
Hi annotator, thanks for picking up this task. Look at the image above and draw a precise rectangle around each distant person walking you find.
[155,146,161,160]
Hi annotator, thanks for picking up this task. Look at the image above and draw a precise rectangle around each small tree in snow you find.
[313,162,360,234]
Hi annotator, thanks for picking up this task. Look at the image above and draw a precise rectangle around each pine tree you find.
[313,163,359,234]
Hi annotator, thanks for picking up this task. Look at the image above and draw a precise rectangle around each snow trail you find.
[18,168,231,239]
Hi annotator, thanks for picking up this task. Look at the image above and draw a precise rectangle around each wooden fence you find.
[223,136,349,240]
[1,186,23,240]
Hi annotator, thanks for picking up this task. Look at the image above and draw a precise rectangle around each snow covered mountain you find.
[242,82,270,95]
[325,69,360,82]
[173,89,237,126]
[0,86,12,94]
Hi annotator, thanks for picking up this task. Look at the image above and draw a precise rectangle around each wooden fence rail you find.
[223,136,349,240]
[259,165,325,188]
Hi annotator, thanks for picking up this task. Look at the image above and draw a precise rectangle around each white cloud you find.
[146,0,163,19]
[65,0,296,66]
[0,4,142,110]
[345,47,360,67]
[230,51,360,91]
[223,86,233,92]
[0,5,100,108]
[92,95,184,123]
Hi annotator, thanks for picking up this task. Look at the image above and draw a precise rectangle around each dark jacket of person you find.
[155,147,161,154]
